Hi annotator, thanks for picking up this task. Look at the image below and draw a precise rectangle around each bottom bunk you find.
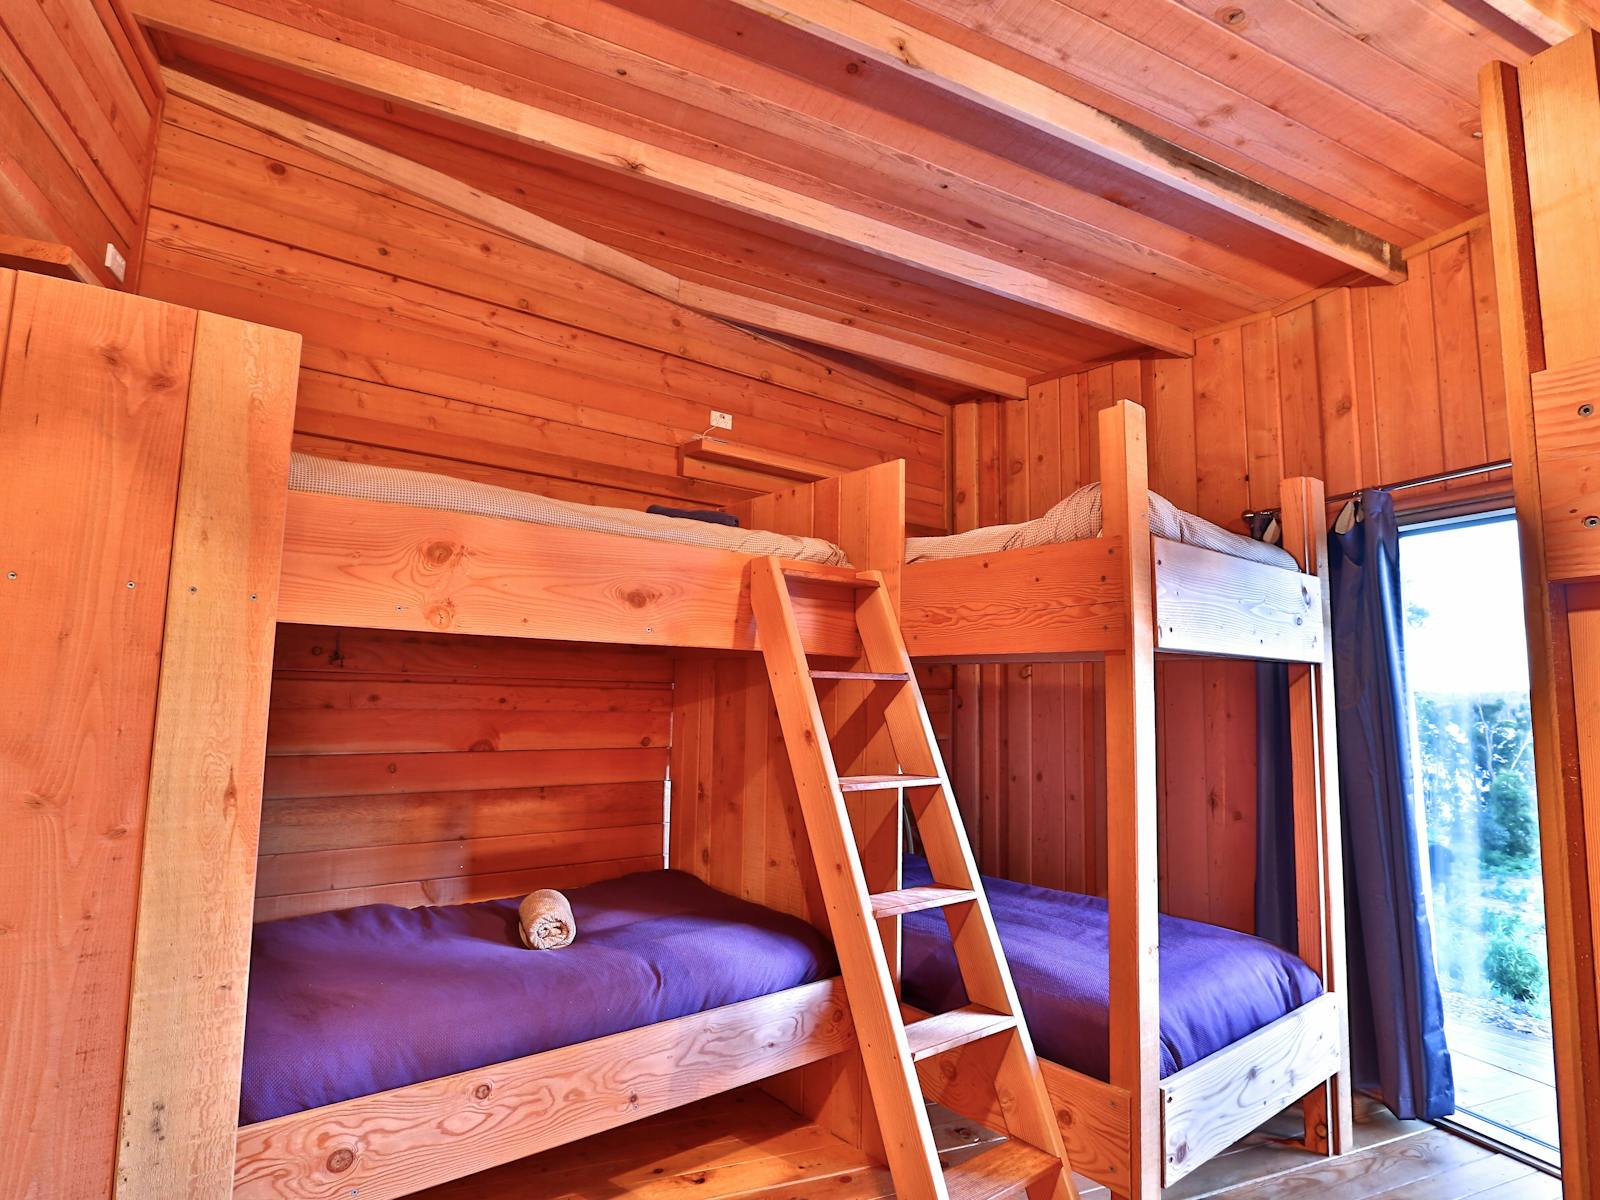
[902,858,1344,1193]
[232,870,853,1199]
[231,853,1336,1198]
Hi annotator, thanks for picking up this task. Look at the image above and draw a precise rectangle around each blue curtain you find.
[1254,493,1454,1120]
[1329,491,1454,1120]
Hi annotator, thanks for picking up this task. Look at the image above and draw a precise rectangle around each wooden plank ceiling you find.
[130,0,1562,397]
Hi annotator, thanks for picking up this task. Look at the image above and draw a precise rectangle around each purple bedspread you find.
[900,857,1323,1080]
[241,869,836,1124]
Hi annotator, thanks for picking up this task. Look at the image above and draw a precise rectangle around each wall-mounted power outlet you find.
[709,410,734,430]
[104,243,127,283]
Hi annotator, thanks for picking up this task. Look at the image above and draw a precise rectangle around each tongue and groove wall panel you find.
[949,224,1508,931]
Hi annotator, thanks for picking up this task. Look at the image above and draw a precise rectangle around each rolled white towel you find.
[518,889,576,949]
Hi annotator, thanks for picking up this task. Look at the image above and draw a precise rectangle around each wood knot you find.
[622,587,660,609]
[326,1148,356,1173]
[425,601,456,629]
[423,540,458,566]
[268,161,287,176]
[473,1083,492,1100]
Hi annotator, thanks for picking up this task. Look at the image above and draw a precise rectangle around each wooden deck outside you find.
[1447,1014,1561,1163]
[408,1086,1558,1199]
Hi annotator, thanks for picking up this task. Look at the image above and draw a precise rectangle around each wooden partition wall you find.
[1,271,194,1200]
[0,270,299,1200]
[257,627,673,922]
[947,221,1511,929]
[1480,33,1600,1200]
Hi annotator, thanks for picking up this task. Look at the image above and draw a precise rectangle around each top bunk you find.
[901,399,1331,665]
[276,451,906,655]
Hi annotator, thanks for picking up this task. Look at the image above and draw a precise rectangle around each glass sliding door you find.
[1398,510,1558,1168]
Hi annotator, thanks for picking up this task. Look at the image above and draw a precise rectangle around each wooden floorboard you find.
[405,1085,1555,1199]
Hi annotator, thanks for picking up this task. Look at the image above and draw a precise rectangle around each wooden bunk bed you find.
[899,400,1352,1200]
[109,369,1073,1200]
[239,463,883,1200]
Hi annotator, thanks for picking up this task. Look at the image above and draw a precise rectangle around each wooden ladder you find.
[751,557,1076,1200]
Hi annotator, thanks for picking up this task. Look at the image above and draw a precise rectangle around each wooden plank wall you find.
[138,82,951,533]
[669,655,951,920]
[0,0,162,285]
[950,225,1509,931]
[257,625,674,922]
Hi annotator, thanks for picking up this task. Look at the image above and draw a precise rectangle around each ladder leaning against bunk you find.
[752,556,1076,1200]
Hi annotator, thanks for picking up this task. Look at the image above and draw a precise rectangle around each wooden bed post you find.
[115,315,300,1199]
[1278,477,1354,1157]
[1098,401,1160,1198]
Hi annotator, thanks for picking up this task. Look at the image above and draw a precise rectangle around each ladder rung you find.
[869,885,976,919]
[904,1004,1016,1062]
[809,669,910,682]
[778,562,880,587]
[837,773,942,792]
[943,1139,1060,1200]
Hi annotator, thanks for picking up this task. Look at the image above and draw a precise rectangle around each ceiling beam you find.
[160,67,1031,397]
[132,0,1194,357]
[725,0,1408,285]
[1466,0,1600,43]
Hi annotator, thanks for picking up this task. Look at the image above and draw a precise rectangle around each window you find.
[1399,510,1558,1168]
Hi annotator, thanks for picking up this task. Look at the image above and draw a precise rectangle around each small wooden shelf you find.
[0,235,97,284]
[680,435,835,482]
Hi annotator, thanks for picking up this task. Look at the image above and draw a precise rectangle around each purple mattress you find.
[900,857,1323,1080]
[241,869,836,1124]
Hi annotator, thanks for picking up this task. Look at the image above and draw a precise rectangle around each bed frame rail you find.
[233,978,852,1200]
[901,537,1127,662]
[277,460,906,655]
[1160,992,1343,1185]
[1152,535,1323,662]
[901,404,1328,666]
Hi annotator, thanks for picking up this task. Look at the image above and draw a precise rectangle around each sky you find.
[1398,515,1531,696]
